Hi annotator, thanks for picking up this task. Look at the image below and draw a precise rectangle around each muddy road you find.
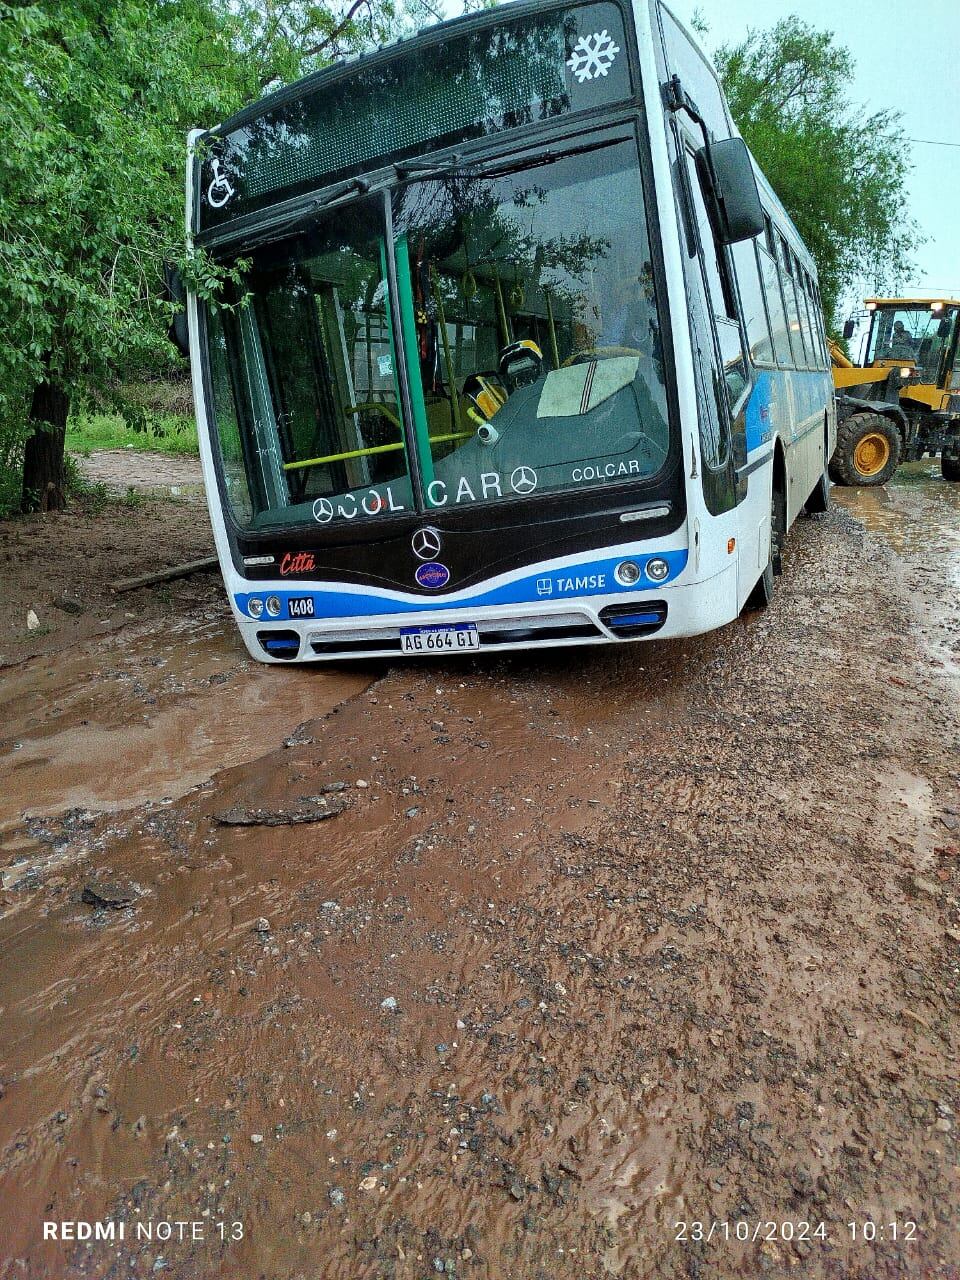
[1,467,959,1279]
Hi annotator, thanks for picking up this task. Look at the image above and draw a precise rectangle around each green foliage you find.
[66,410,199,456]
[714,18,915,326]
[0,0,259,403]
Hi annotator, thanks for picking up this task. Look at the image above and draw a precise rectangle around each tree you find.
[713,17,915,326]
[0,0,483,513]
[0,0,263,511]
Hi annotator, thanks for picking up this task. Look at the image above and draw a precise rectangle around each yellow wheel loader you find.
[830,297,960,485]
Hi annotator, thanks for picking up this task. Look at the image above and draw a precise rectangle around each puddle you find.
[0,614,369,826]
[834,462,960,676]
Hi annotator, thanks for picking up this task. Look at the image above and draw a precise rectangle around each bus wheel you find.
[831,413,901,486]
[744,485,785,611]
[803,469,830,515]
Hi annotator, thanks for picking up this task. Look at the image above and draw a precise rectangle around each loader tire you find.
[942,452,960,482]
[830,413,901,486]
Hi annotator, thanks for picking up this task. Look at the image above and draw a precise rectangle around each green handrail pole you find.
[393,233,437,494]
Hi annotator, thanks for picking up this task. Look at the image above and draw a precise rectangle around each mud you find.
[1,467,959,1280]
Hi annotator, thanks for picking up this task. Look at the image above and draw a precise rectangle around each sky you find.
[664,0,960,316]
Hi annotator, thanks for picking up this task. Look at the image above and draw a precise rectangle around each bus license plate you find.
[288,596,315,618]
[400,624,480,654]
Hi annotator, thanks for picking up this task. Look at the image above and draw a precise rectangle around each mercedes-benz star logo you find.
[313,497,334,524]
[412,526,442,561]
[510,466,538,496]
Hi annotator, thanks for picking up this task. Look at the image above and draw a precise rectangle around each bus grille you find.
[308,612,601,656]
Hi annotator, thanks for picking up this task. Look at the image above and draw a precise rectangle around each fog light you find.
[248,596,264,619]
[646,556,670,582]
[615,559,642,586]
[265,595,282,617]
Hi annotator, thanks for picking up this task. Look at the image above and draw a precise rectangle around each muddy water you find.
[0,613,368,875]
[1,489,959,1279]
[835,461,960,678]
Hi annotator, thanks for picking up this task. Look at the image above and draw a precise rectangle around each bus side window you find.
[775,233,804,368]
[757,216,792,367]
[730,239,773,366]
[683,150,748,410]
[809,275,829,368]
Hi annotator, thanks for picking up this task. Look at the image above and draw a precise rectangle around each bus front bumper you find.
[237,562,738,663]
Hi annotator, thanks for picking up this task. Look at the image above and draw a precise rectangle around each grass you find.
[67,410,199,457]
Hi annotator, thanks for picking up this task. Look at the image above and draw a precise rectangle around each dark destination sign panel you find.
[198,1,632,233]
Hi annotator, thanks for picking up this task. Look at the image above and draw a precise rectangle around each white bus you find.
[178,0,835,662]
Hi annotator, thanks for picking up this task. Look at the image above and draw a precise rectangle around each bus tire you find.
[830,413,901,486]
[803,469,830,515]
[744,484,785,611]
[941,453,960,482]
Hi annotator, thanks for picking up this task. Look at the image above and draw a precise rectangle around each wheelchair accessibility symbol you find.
[206,158,236,209]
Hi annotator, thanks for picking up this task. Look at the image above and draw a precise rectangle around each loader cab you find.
[863,299,960,397]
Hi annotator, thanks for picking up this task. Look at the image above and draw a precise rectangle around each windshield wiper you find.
[396,137,630,185]
[220,175,382,254]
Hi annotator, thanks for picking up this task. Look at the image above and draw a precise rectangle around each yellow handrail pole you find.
[283,431,473,472]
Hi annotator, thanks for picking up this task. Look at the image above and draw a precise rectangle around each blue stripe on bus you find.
[745,368,832,453]
[236,549,689,621]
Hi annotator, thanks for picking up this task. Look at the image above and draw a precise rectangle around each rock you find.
[934,1117,951,1133]
[355,780,369,789]
[509,1180,525,1201]
[945,928,960,944]
[254,918,271,934]
[405,807,420,819]
[81,879,137,910]
[359,1175,378,1191]
[26,608,40,631]
[214,800,346,827]
[380,996,398,1012]
[54,591,85,615]
[300,1212,312,1226]
[328,1187,345,1207]
[250,1133,264,1144]
[872,1149,885,1164]
[912,875,941,898]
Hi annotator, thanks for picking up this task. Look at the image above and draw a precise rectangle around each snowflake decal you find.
[566,29,621,83]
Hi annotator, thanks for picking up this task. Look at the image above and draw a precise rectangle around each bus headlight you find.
[615,560,642,586]
[247,597,264,618]
[645,557,670,582]
[265,595,282,617]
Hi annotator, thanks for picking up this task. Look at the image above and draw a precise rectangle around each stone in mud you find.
[328,1187,345,1207]
[213,800,347,827]
[54,591,84,615]
[81,879,137,909]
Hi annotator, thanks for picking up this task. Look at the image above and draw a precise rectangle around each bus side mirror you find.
[842,319,856,341]
[702,138,764,245]
[163,262,190,359]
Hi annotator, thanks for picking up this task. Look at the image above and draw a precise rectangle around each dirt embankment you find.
[0,471,959,1279]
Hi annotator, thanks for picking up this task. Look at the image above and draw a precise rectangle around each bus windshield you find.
[204,135,671,532]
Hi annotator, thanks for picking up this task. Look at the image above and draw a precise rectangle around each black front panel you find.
[236,464,685,594]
